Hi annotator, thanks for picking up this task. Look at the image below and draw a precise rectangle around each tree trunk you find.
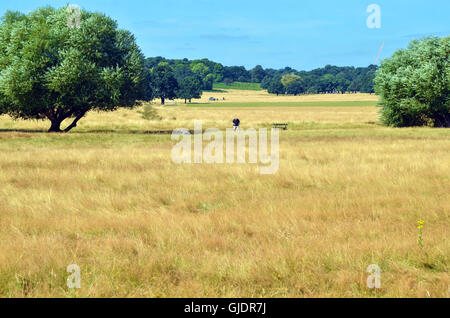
[48,119,63,133]
[64,111,87,132]
[435,114,450,128]
[161,97,165,105]
[185,99,187,104]
[47,110,87,133]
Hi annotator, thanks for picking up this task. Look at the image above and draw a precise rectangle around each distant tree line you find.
[145,57,378,96]
[145,61,203,104]
[145,57,222,92]
[263,65,378,95]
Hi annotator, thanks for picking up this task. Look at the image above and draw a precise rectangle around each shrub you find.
[375,37,449,127]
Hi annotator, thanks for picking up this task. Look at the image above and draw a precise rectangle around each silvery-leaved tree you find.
[0,6,151,132]
[375,36,449,128]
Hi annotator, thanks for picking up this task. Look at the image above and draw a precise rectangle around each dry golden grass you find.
[0,105,379,132]
[191,89,379,104]
[0,93,448,298]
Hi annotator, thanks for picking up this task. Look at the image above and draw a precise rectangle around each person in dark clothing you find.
[232,117,240,131]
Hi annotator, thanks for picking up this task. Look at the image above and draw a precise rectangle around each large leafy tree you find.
[223,66,250,82]
[177,76,202,103]
[281,73,302,88]
[212,64,224,82]
[286,79,305,95]
[250,65,266,83]
[190,62,210,79]
[173,63,194,82]
[202,74,215,90]
[267,79,285,96]
[260,75,272,89]
[0,6,150,132]
[150,62,178,105]
[375,37,449,127]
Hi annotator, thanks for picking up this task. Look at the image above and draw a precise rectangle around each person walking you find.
[232,117,240,131]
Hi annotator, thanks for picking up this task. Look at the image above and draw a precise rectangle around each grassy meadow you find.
[0,90,448,298]
[213,82,262,91]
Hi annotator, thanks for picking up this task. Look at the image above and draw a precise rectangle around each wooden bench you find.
[272,123,288,130]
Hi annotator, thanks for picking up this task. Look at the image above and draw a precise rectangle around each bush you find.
[375,37,449,127]
[139,104,162,121]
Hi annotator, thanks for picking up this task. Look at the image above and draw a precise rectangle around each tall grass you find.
[0,96,448,298]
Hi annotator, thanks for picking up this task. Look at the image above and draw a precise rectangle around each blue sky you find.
[1,0,449,70]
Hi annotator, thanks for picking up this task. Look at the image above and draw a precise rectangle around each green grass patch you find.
[213,82,262,91]
[202,89,226,93]
[187,101,378,108]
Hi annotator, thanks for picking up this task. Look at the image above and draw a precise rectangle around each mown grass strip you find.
[213,82,262,91]
[187,101,378,108]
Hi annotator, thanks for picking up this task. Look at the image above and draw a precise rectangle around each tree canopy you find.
[375,36,449,127]
[250,65,266,83]
[267,79,285,96]
[286,78,305,95]
[0,6,149,132]
[281,74,302,88]
[177,76,202,103]
[150,62,178,105]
